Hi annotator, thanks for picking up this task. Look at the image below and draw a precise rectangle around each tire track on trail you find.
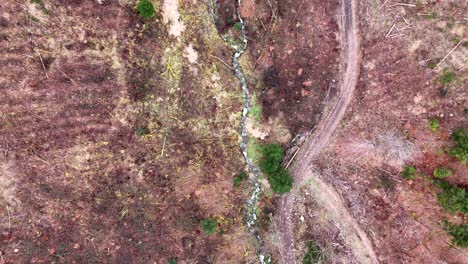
[277,0,379,263]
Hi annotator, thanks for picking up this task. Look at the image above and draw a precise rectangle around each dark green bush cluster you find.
[136,0,155,19]
[401,166,416,179]
[433,167,452,178]
[259,144,293,194]
[302,241,326,264]
[442,220,468,248]
[200,218,217,235]
[447,128,467,163]
[233,171,248,189]
[435,180,468,215]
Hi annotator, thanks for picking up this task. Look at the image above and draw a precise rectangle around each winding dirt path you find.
[277,0,378,263]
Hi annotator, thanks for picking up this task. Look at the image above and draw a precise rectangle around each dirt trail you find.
[277,0,379,263]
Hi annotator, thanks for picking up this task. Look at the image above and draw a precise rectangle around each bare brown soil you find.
[0,0,254,262]
[245,0,340,135]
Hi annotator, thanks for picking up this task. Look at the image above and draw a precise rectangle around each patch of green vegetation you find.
[168,258,177,264]
[268,168,294,194]
[435,180,468,215]
[426,12,437,19]
[433,167,452,178]
[200,218,218,235]
[302,241,326,264]
[452,37,461,44]
[428,118,439,132]
[401,166,416,180]
[447,128,468,163]
[31,0,49,14]
[439,68,455,85]
[248,99,262,122]
[136,0,155,19]
[259,144,284,174]
[233,22,243,31]
[246,137,262,162]
[442,220,468,248]
[258,144,294,194]
[427,62,436,69]
[135,126,149,137]
[233,171,248,189]
[447,16,455,29]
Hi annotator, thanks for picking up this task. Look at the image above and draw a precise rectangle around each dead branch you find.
[385,23,396,38]
[379,0,390,9]
[436,38,465,68]
[388,3,416,7]
[285,147,301,169]
[209,54,233,70]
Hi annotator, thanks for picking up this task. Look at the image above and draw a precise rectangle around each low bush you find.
[233,22,242,31]
[259,144,284,174]
[136,0,155,19]
[435,180,468,215]
[442,220,468,248]
[447,128,467,163]
[268,168,293,194]
[233,171,248,189]
[401,166,416,179]
[258,143,294,194]
[200,218,218,235]
[433,167,452,178]
[302,241,326,264]
[428,118,439,132]
[439,68,455,85]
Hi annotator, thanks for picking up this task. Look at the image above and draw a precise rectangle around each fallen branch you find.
[209,54,233,70]
[388,3,416,7]
[285,147,301,169]
[379,0,390,9]
[385,23,396,38]
[436,38,465,68]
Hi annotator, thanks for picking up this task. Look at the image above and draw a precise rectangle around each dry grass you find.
[344,130,419,167]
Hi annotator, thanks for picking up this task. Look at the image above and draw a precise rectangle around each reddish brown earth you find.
[0,0,251,262]
[244,0,340,135]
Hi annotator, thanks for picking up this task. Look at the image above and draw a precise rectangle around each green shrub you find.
[447,128,468,163]
[439,69,455,85]
[428,118,439,132]
[168,258,177,264]
[433,167,452,178]
[401,166,416,179]
[426,12,437,19]
[259,144,284,174]
[258,143,294,194]
[268,168,294,194]
[302,241,326,264]
[233,22,242,31]
[136,0,155,19]
[135,126,148,136]
[233,171,248,189]
[200,218,217,235]
[427,62,436,69]
[442,220,468,248]
[435,180,468,215]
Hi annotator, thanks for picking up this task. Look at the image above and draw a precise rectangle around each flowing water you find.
[211,1,270,263]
